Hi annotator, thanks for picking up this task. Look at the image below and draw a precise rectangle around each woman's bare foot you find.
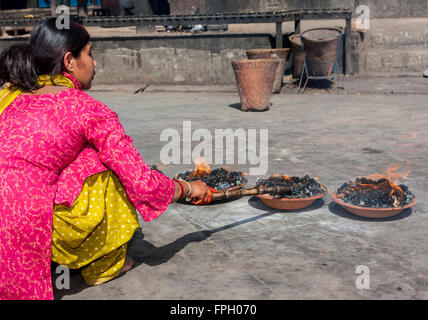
[121,256,134,273]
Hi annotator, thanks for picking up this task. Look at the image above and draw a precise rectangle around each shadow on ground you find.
[52,195,413,299]
[282,78,348,94]
[228,103,272,112]
[53,197,287,299]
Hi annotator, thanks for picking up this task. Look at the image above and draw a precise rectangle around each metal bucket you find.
[301,28,343,77]
[289,34,304,79]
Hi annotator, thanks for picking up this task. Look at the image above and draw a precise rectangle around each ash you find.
[176,168,247,190]
[337,178,415,208]
[255,175,323,198]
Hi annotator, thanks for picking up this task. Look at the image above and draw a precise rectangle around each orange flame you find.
[353,163,411,207]
[191,157,211,177]
[364,163,409,184]
[273,173,291,180]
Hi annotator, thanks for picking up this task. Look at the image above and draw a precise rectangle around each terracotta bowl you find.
[331,191,418,218]
[257,185,328,210]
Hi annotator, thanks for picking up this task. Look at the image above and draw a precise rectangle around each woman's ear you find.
[63,52,74,73]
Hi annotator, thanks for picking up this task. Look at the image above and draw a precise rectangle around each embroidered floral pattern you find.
[0,87,175,300]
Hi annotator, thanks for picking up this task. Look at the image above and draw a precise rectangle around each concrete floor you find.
[53,82,428,300]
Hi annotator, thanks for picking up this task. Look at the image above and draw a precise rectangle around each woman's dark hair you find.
[0,44,37,90]
[0,18,90,91]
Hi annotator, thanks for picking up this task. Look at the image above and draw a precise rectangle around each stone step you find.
[354,18,428,76]
[367,30,428,48]
[365,18,428,48]
[362,48,428,76]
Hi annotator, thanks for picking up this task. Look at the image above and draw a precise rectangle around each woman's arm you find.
[80,96,213,221]
[81,98,174,221]
[172,179,215,204]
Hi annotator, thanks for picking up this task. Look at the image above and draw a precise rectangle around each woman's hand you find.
[187,180,218,205]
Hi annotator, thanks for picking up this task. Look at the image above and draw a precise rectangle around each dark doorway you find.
[149,0,170,15]
[1,0,28,10]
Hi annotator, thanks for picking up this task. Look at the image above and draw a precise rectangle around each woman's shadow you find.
[127,196,308,267]
[53,196,286,299]
[52,227,216,300]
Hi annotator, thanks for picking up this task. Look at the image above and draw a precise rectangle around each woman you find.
[0,18,214,300]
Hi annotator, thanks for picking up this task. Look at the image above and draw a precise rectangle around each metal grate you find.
[0,9,351,27]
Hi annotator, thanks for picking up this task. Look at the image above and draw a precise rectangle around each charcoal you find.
[255,175,323,198]
[337,177,415,208]
[399,184,415,203]
[177,167,247,190]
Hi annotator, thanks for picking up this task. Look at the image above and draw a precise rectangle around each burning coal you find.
[255,175,323,198]
[336,164,415,208]
[336,177,415,208]
[175,158,247,190]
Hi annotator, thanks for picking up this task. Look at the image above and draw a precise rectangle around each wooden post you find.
[345,16,351,75]
[294,19,301,34]
[275,21,283,49]
[51,0,58,16]
[136,0,154,33]
[142,0,153,15]
[78,0,88,16]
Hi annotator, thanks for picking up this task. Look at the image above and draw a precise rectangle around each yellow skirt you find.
[51,170,139,286]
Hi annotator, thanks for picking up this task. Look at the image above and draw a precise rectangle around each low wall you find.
[0,34,277,85]
[91,34,275,85]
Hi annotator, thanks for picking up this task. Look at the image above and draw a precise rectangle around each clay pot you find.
[245,48,291,94]
[301,28,343,77]
[257,185,328,210]
[289,34,304,79]
[231,59,279,112]
[331,192,417,219]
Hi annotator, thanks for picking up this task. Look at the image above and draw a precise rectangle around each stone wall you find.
[164,0,428,18]
[354,0,428,18]
[250,0,428,18]
[1,0,425,84]
[90,34,275,85]
[0,34,275,85]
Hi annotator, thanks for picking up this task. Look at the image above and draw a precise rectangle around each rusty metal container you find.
[231,59,279,112]
[289,34,304,79]
[301,28,343,77]
[245,48,291,94]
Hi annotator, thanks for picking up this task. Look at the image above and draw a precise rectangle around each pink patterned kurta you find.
[0,84,175,300]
